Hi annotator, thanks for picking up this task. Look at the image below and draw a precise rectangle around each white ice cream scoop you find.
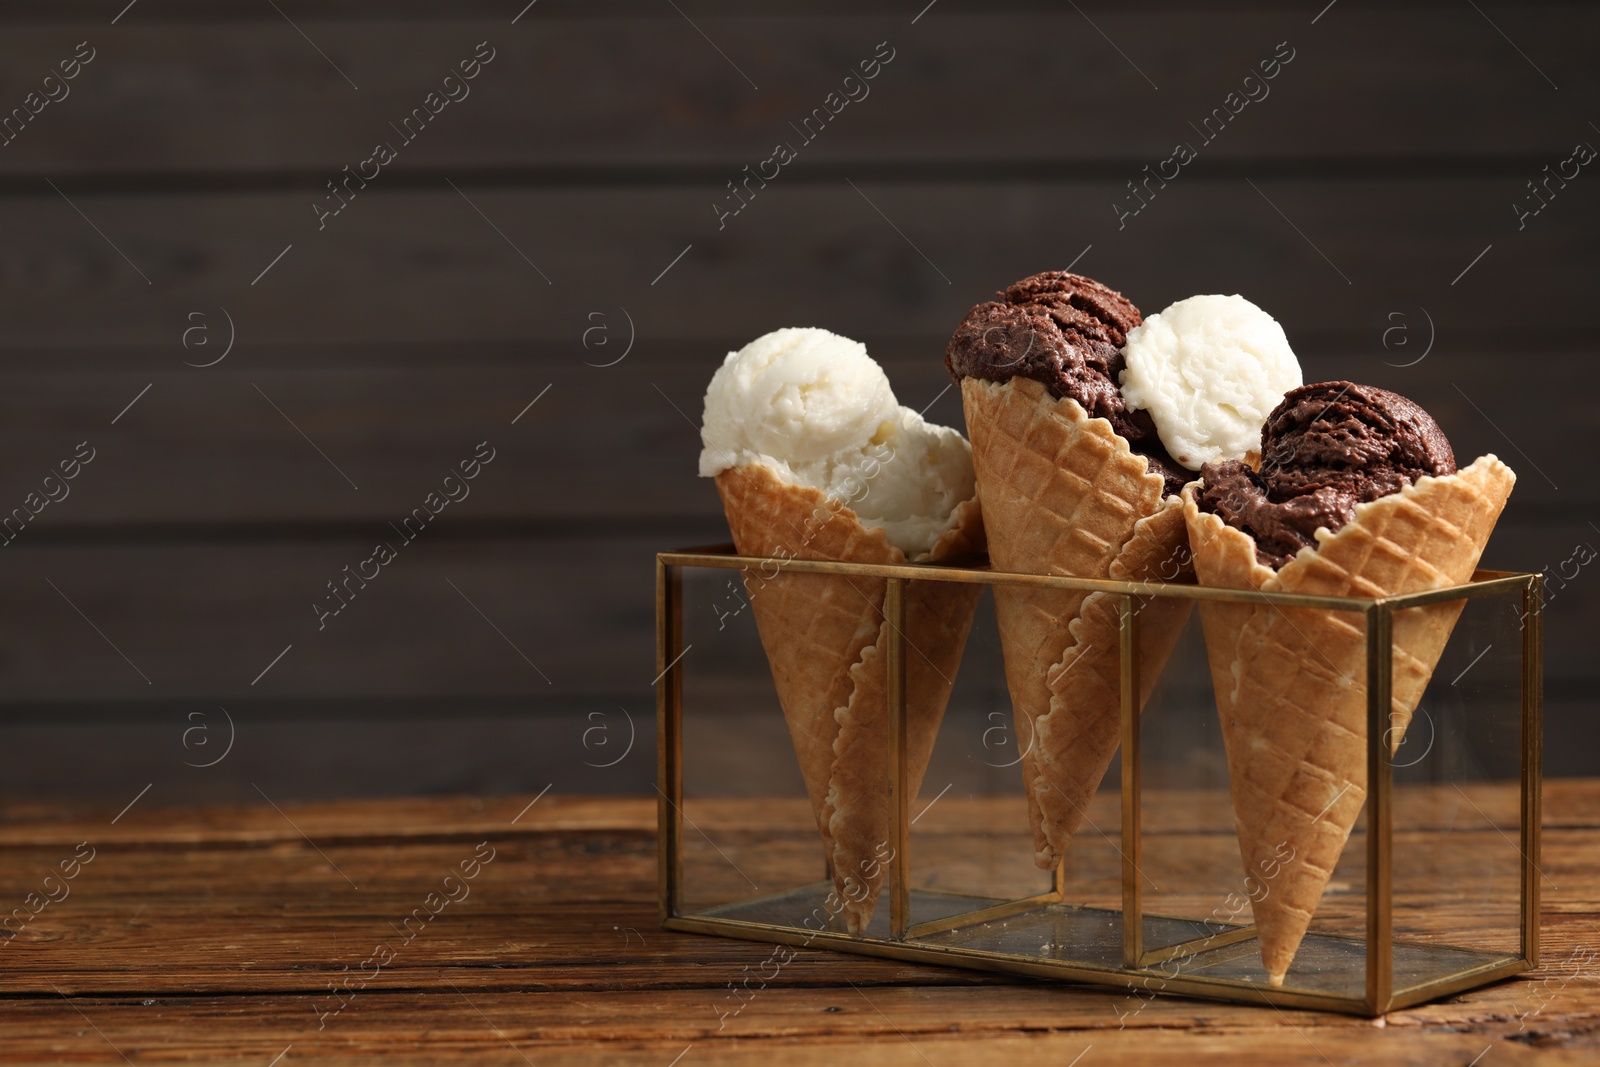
[699,327,898,474]
[699,327,974,555]
[1119,294,1302,470]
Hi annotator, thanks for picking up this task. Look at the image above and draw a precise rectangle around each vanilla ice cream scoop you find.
[699,328,898,474]
[1119,294,1302,471]
[700,327,975,556]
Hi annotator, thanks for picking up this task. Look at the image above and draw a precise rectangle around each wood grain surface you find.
[0,5,1595,176]
[0,1,1593,800]
[0,784,1593,1065]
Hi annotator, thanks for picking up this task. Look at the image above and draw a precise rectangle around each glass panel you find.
[1131,605,1256,980]
[1133,594,1370,998]
[906,577,1133,959]
[677,563,1052,938]
[905,585,1055,915]
[677,564,823,921]
[1390,588,1527,993]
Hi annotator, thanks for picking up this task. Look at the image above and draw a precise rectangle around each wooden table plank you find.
[8,992,1595,1067]
[10,779,1582,846]
[0,781,1594,1064]
[0,783,1587,1023]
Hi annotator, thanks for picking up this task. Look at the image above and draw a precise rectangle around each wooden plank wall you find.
[0,0,1593,807]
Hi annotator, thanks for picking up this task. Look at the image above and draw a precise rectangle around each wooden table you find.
[2,783,1597,1066]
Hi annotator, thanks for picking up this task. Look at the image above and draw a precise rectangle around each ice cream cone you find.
[1183,454,1516,985]
[714,463,984,933]
[961,376,1193,869]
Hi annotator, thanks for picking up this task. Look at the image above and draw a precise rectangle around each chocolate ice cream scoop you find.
[1197,381,1457,568]
[944,270,1187,494]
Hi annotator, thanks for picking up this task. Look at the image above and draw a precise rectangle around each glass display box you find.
[655,546,1541,1015]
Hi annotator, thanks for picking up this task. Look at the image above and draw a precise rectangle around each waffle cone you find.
[714,463,984,933]
[960,377,1193,870]
[1183,454,1516,985]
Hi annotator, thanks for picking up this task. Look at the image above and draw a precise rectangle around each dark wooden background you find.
[0,0,1593,810]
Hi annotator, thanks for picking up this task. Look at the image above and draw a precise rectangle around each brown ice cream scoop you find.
[1197,381,1458,568]
[943,270,1187,495]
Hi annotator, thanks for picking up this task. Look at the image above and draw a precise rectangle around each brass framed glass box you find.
[655,546,1541,1015]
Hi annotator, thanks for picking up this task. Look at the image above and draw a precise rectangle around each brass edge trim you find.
[1523,574,1544,968]
[655,558,684,923]
[670,907,1512,1015]
[886,577,910,941]
[1138,924,1260,967]
[1366,601,1395,1013]
[678,904,1516,964]
[1120,594,1142,969]
[904,891,1065,939]
[659,549,1536,611]
[665,547,1523,579]
[665,914,863,949]
[1387,957,1531,1008]
[1264,926,1518,956]
[663,914,1377,1013]
[667,553,1525,581]
[656,552,1367,608]
[1378,572,1533,609]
